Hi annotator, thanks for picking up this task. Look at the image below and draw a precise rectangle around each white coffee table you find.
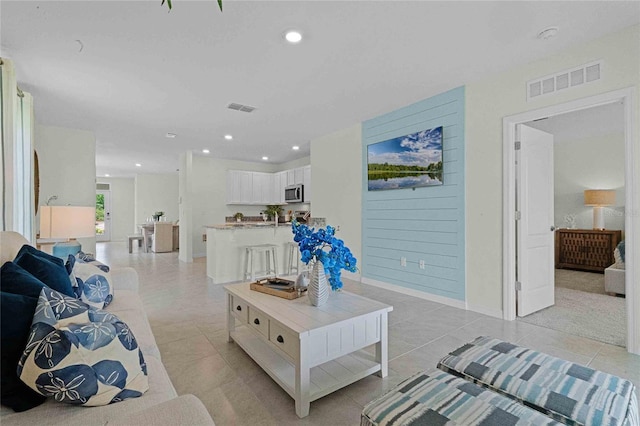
[224,282,392,418]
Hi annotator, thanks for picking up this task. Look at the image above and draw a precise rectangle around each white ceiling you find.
[2,1,638,177]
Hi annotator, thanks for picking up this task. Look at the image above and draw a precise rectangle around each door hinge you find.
[515,281,522,291]
[515,211,521,220]
[514,141,521,150]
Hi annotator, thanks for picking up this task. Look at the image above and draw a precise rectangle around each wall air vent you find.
[227,103,256,113]
[527,60,602,102]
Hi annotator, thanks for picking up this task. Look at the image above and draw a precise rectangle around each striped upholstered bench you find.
[438,336,639,426]
[361,369,562,426]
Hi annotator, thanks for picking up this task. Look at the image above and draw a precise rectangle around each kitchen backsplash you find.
[224,216,326,227]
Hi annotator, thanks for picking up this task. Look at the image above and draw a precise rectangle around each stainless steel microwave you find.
[285,184,304,203]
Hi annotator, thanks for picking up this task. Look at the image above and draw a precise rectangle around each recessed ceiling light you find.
[292,145,300,150]
[537,26,559,40]
[285,30,302,44]
[135,163,142,167]
[224,134,233,140]
[202,149,210,154]
[105,174,110,177]
[166,132,177,138]
[262,156,269,161]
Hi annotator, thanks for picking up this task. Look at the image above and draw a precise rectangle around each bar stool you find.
[244,244,278,281]
[285,242,301,276]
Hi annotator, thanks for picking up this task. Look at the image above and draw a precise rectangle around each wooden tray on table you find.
[250,278,306,300]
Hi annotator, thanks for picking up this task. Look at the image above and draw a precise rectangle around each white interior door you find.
[96,190,111,242]
[517,124,555,317]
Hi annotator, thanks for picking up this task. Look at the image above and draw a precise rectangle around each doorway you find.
[502,87,638,354]
[96,187,111,242]
[516,104,626,346]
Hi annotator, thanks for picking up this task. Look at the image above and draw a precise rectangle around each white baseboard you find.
[193,252,206,259]
[361,277,466,310]
[466,304,504,319]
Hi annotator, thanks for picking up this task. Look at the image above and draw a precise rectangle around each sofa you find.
[605,240,626,295]
[0,231,215,425]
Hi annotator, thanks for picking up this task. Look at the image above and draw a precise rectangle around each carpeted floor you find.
[519,269,626,347]
[554,269,606,295]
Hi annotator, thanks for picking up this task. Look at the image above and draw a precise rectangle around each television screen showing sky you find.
[367,126,442,166]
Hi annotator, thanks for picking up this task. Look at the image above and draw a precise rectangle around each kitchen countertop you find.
[206,222,293,230]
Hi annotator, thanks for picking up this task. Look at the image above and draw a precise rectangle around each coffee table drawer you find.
[248,306,269,338]
[269,321,298,359]
[230,296,248,323]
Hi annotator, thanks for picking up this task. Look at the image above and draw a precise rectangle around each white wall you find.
[1,59,17,232]
[97,177,135,241]
[279,156,310,171]
[553,132,625,232]
[526,103,626,233]
[465,24,639,314]
[35,124,97,253]
[310,124,362,265]
[134,173,179,225]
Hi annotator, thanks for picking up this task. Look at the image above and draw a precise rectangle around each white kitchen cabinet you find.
[274,171,287,204]
[227,170,248,204]
[238,171,253,204]
[294,167,304,185]
[227,167,310,205]
[227,170,253,205]
[251,172,264,204]
[252,172,277,205]
[286,169,295,186]
[262,173,275,204]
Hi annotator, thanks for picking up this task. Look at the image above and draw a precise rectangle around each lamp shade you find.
[584,190,615,206]
[40,206,95,239]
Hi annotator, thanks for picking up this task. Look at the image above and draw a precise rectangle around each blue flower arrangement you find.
[291,220,357,291]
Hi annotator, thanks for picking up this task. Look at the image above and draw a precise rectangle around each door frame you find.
[502,87,638,354]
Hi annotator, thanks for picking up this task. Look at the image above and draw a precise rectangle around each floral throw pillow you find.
[75,251,110,273]
[17,288,148,406]
[71,260,114,309]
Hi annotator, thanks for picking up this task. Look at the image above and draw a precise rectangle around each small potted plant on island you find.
[233,212,244,223]
[153,211,164,221]
[264,205,283,221]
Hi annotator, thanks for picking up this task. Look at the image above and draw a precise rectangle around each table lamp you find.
[40,206,95,258]
[584,189,615,230]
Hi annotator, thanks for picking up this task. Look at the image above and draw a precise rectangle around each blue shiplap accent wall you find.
[362,86,465,301]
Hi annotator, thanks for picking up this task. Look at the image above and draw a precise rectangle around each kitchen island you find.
[206,223,298,284]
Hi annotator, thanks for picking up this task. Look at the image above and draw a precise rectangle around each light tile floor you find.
[97,242,640,425]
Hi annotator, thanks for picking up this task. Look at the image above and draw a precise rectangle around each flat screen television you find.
[367,125,443,191]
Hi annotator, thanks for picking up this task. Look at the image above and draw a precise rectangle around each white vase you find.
[308,261,329,306]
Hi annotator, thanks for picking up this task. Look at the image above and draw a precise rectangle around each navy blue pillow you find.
[1,291,47,412]
[14,252,74,297]
[0,262,47,298]
[15,244,65,268]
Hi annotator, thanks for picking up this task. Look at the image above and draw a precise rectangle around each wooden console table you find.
[555,229,622,273]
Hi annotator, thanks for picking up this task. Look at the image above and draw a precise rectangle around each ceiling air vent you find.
[227,103,256,113]
[527,60,602,102]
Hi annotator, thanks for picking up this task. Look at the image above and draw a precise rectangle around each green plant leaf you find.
[161,0,223,12]
[161,0,172,10]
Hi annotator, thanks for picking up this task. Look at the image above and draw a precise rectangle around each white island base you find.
[224,282,392,418]
[207,225,294,284]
